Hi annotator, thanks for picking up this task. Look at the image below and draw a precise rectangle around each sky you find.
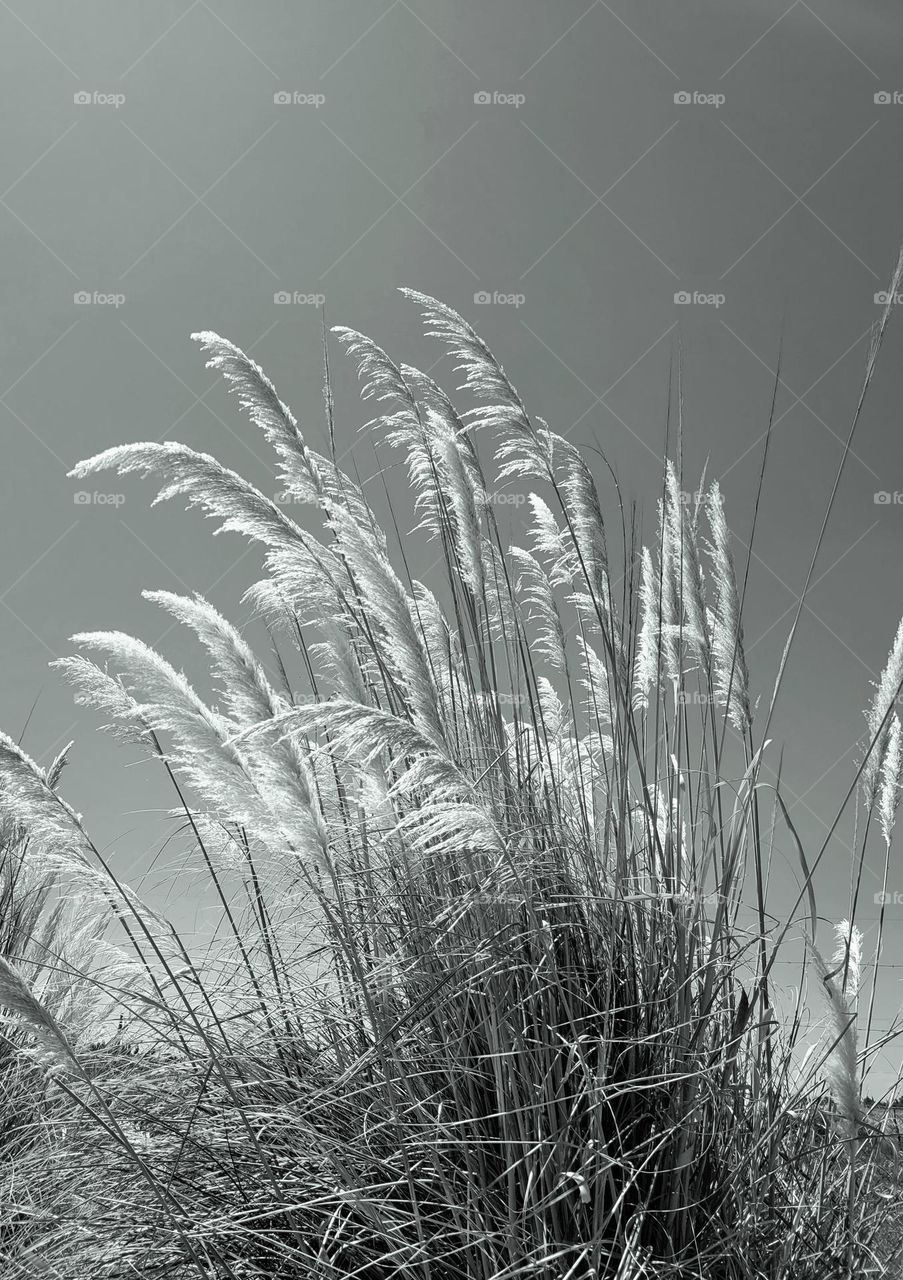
[2,0,903,1091]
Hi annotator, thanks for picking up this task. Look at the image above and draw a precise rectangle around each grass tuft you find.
[1,284,903,1276]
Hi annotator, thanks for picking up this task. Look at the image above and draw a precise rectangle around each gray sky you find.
[3,0,903,1092]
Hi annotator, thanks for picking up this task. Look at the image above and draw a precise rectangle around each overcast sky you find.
[3,0,903,1091]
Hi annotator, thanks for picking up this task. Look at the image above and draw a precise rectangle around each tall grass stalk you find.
[0,280,902,1276]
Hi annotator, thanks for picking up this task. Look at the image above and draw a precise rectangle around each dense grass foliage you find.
[1,280,903,1276]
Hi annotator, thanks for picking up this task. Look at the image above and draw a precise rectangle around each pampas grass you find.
[1,282,903,1277]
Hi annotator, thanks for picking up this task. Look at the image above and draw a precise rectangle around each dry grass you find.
[0,277,902,1276]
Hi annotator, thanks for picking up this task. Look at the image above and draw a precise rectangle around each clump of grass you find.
[1,275,903,1277]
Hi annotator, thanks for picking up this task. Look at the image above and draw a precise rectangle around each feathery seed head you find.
[862,614,903,808]
[705,481,751,733]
